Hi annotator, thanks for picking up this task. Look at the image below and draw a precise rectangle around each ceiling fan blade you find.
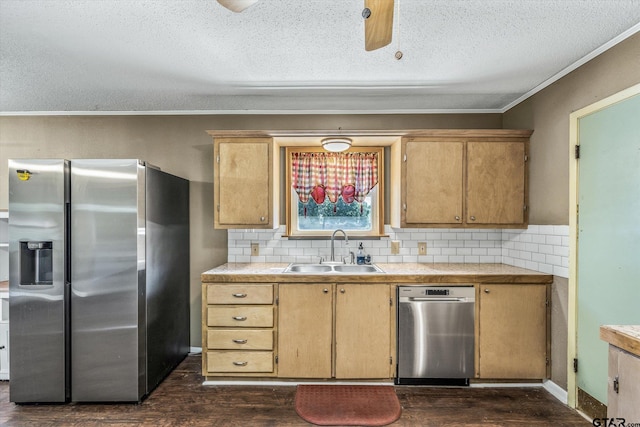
[217,0,259,13]
[364,0,394,51]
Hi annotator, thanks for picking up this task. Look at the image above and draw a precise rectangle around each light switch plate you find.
[390,241,400,255]
[251,242,259,256]
[418,242,427,255]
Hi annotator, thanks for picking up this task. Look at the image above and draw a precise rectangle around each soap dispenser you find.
[356,242,365,265]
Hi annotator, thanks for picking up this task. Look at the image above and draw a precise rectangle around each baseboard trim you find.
[202,380,394,387]
[469,382,542,388]
[200,377,569,402]
[189,346,202,354]
[543,380,568,404]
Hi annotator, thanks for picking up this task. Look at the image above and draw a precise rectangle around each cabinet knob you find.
[484,289,490,294]
[470,216,476,221]
[340,288,345,294]
[232,316,247,321]
[260,216,265,222]
[323,288,329,294]
[455,216,461,221]
[233,361,248,366]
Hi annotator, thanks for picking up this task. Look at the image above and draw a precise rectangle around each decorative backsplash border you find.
[227,224,570,278]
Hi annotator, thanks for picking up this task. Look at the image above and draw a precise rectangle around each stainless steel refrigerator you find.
[8,159,190,403]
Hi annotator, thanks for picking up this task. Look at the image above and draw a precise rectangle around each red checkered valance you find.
[291,152,378,206]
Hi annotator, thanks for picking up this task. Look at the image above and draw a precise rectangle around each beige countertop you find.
[201,263,553,284]
[600,325,640,358]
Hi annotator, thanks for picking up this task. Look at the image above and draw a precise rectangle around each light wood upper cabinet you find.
[477,284,548,379]
[403,141,464,225]
[278,283,393,380]
[392,130,531,228]
[466,142,526,225]
[212,137,276,229]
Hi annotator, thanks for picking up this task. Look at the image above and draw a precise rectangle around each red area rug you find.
[295,385,402,426]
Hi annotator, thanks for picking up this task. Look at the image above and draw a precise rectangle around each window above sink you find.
[285,147,385,238]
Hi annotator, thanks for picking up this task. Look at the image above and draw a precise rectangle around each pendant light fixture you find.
[321,137,352,152]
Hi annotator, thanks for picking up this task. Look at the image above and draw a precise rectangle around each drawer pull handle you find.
[233,316,247,321]
[233,339,248,344]
[233,293,247,298]
[233,361,248,366]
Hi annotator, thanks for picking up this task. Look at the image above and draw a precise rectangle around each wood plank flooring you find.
[0,355,589,426]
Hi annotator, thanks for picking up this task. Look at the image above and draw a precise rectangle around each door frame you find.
[567,82,640,408]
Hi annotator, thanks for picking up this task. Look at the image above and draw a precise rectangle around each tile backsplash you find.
[227,224,570,278]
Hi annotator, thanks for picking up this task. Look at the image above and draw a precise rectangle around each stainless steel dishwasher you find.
[396,286,475,385]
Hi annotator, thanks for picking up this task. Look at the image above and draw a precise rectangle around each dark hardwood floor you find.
[0,355,590,426]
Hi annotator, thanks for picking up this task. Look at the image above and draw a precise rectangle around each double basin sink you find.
[283,263,385,274]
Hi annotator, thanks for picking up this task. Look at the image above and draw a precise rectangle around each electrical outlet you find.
[418,242,427,255]
[390,241,400,255]
[251,242,259,256]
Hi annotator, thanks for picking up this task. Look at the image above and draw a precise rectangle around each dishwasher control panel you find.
[398,285,475,299]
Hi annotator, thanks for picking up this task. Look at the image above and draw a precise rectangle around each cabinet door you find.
[0,322,8,378]
[214,138,272,228]
[608,346,640,421]
[277,284,333,378]
[404,140,464,225]
[466,141,526,225]
[335,284,392,379]
[478,284,547,379]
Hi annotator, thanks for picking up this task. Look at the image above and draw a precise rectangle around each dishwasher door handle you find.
[407,297,470,302]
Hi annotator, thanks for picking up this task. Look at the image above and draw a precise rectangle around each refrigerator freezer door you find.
[9,159,69,403]
[70,159,146,402]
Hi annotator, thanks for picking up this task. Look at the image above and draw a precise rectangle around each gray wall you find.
[503,32,640,224]
[503,32,640,389]
[0,113,501,347]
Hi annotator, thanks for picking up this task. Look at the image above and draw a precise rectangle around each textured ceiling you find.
[1,0,639,114]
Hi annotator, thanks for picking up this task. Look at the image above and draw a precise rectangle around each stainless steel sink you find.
[283,263,385,274]
[332,265,384,273]
[284,264,333,273]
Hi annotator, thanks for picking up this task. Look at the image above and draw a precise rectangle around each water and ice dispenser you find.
[19,241,53,286]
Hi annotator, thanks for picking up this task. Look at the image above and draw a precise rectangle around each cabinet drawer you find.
[207,351,273,373]
[207,329,273,350]
[207,284,273,305]
[207,306,273,327]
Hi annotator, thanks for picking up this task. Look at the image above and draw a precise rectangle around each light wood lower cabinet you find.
[277,283,393,379]
[202,283,277,377]
[477,284,548,379]
[277,284,333,378]
[607,345,640,421]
